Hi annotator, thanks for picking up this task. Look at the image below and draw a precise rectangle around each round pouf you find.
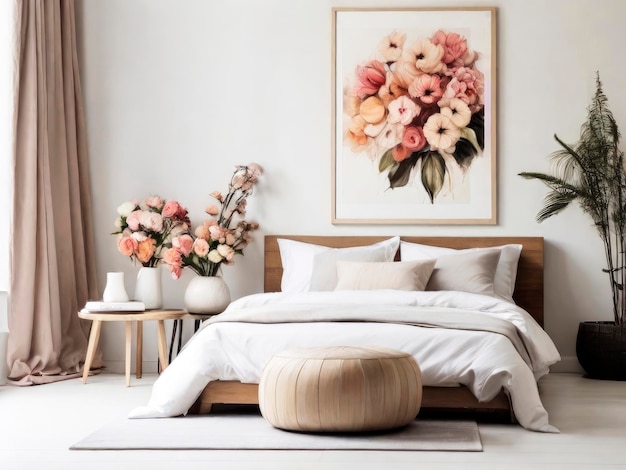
[258,346,422,432]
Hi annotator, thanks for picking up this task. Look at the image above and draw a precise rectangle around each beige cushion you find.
[401,241,521,302]
[308,237,400,291]
[334,259,436,291]
[426,248,501,296]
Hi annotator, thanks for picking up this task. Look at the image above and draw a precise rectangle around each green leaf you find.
[460,127,482,154]
[421,151,446,203]
[378,150,397,173]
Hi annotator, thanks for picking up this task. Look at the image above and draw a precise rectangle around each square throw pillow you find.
[309,237,401,291]
[334,259,436,291]
[425,248,501,296]
[278,237,400,293]
[400,241,522,302]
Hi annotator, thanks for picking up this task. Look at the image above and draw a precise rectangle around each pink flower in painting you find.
[402,126,427,152]
[391,144,411,162]
[408,74,443,105]
[430,30,468,65]
[354,60,387,99]
[387,96,419,126]
[451,66,485,112]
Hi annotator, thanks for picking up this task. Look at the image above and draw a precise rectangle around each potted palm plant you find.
[519,72,626,380]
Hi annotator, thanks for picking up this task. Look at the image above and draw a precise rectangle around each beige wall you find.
[76,0,626,373]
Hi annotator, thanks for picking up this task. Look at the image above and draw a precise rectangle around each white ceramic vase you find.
[135,266,163,309]
[184,276,231,315]
[102,272,130,302]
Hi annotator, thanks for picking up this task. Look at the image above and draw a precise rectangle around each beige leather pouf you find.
[258,346,422,432]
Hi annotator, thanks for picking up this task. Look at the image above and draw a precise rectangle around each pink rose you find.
[173,234,194,256]
[193,238,210,257]
[126,210,142,231]
[145,196,164,210]
[163,247,182,266]
[402,126,427,151]
[162,200,179,218]
[117,236,137,257]
[140,211,164,233]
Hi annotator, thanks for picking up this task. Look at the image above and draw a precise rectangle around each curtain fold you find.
[7,0,100,385]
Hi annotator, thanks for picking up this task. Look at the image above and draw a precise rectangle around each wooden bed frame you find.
[190,235,544,421]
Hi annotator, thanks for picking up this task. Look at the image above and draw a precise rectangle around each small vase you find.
[135,266,163,309]
[102,272,130,302]
[184,276,231,315]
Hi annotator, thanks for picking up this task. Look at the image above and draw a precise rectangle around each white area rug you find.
[70,412,482,452]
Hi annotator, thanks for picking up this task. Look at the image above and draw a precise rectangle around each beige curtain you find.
[7,0,100,385]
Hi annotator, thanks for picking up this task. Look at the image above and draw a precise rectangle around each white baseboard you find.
[550,355,583,374]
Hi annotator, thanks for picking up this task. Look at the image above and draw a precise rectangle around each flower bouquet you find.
[113,196,190,267]
[344,29,485,202]
[163,163,263,280]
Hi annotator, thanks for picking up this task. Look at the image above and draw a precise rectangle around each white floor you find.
[1,373,625,470]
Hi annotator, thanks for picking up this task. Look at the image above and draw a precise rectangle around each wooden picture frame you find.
[331,7,497,224]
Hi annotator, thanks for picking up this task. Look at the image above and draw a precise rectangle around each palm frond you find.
[520,71,626,324]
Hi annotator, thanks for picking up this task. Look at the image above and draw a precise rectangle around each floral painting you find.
[332,8,496,224]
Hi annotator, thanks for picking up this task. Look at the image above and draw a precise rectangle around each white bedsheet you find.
[129,290,561,432]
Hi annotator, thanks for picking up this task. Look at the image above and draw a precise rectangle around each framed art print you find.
[332,7,496,224]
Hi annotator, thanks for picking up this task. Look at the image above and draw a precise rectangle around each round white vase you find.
[135,266,163,309]
[184,276,231,314]
[102,272,130,302]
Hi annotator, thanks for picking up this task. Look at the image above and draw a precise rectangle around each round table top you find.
[78,308,187,322]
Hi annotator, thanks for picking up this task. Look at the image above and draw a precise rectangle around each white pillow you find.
[309,237,401,291]
[426,248,501,296]
[277,237,400,293]
[400,241,522,302]
[334,259,436,291]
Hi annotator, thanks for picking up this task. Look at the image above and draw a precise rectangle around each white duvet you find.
[130,290,561,432]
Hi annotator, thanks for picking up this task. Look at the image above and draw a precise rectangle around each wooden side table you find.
[78,309,187,387]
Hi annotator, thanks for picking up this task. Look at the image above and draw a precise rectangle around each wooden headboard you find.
[264,236,544,327]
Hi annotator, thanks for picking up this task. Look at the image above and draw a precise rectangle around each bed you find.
[130,235,561,433]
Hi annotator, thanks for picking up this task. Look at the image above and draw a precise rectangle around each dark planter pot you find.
[576,321,626,380]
